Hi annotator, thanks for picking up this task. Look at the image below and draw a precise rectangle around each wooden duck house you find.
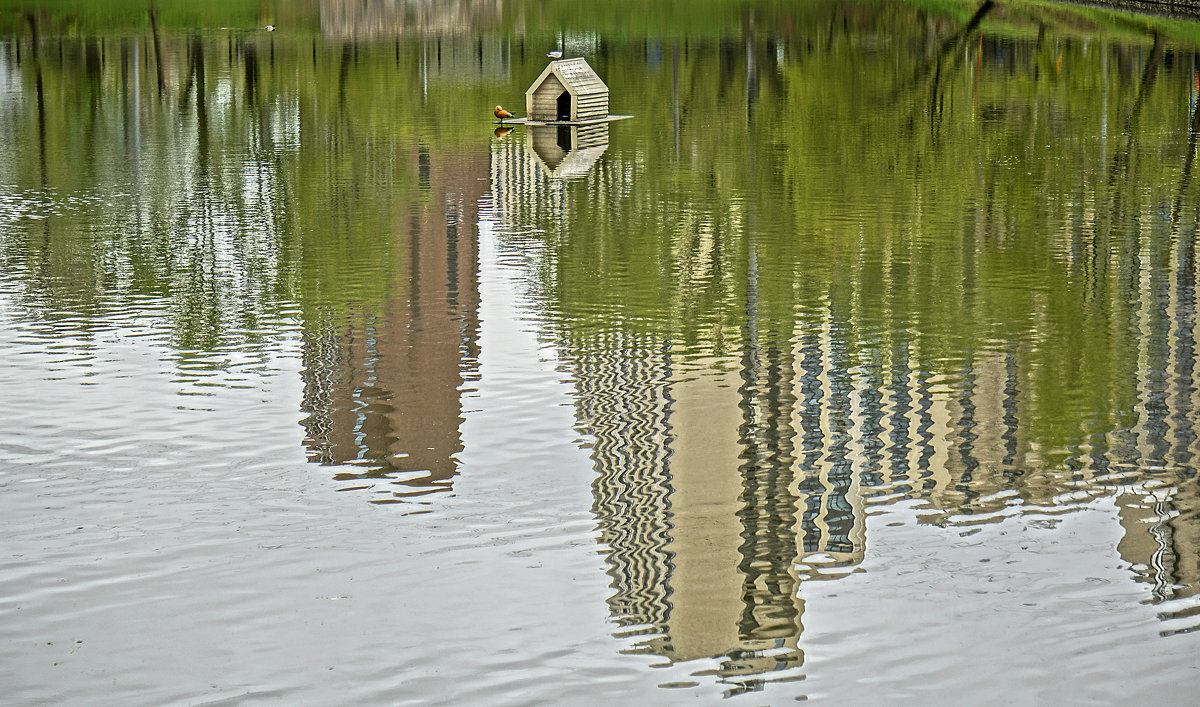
[525,58,609,123]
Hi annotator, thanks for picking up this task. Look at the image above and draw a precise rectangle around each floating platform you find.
[497,115,633,126]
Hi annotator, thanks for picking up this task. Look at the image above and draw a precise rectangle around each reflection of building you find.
[299,149,487,501]
[556,236,1200,683]
[573,330,675,646]
[318,0,506,39]
[658,361,746,663]
[1110,218,1200,624]
[555,323,877,687]
[551,242,1200,680]
[1117,483,1200,615]
[562,329,881,688]
[316,1,513,85]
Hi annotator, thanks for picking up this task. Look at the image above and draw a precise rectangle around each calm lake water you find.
[4,0,1200,702]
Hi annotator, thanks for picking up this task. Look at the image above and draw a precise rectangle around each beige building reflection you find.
[1111,216,1200,619]
[300,149,487,501]
[557,323,872,687]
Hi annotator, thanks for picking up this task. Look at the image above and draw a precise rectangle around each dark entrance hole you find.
[557,91,571,121]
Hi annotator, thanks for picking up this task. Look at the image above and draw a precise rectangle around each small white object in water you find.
[264,24,276,31]
[547,50,563,59]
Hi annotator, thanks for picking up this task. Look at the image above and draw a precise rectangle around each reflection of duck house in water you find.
[522,58,632,125]
[527,124,608,179]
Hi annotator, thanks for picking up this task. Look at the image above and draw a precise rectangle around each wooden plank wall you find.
[576,92,608,122]
[528,75,566,120]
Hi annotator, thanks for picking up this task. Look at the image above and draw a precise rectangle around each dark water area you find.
[3,0,1200,701]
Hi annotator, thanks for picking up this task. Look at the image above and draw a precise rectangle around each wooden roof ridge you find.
[527,57,608,97]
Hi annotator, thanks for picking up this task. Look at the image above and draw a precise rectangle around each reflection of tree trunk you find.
[744,11,757,112]
[178,36,197,108]
[1101,31,1162,315]
[1170,84,1200,226]
[339,41,352,108]
[1127,32,1162,131]
[826,6,838,52]
[130,36,142,231]
[26,14,46,187]
[930,1,994,101]
[244,41,258,105]
[193,35,214,307]
[901,1,994,93]
[672,41,679,160]
[193,36,206,131]
[1109,32,1163,192]
[84,38,101,178]
[195,36,209,224]
[948,2,994,51]
[1115,44,1136,87]
[896,1,995,132]
[149,6,165,96]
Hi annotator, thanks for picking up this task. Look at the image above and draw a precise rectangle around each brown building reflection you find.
[300,150,487,501]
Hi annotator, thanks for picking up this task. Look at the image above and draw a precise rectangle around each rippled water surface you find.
[4,0,1200,702]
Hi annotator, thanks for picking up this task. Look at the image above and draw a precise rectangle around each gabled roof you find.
[526,58,608,96]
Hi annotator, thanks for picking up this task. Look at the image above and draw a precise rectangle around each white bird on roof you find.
[547,50,563,59]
